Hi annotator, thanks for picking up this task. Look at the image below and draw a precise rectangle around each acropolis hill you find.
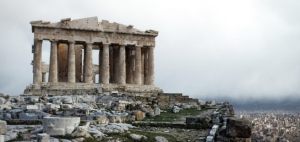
[0,17,252,142]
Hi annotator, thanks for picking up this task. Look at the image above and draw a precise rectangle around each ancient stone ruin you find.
[23,17,198,106]
[25,16,158,94]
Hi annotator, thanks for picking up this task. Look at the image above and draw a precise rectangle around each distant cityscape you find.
[236,110,300,142]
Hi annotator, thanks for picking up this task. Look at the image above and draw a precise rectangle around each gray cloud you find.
[0,0,300,102]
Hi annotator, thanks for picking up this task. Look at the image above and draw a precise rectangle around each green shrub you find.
[56,134,76,140]
[6,132,24,142]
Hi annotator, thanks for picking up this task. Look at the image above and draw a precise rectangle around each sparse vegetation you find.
[6,132,24,142]
[83,137,99,142]
[142,108,208,122]
[55,134,77,140]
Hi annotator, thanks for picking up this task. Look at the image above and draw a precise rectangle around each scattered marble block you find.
[37,133,49,142]
[0,120,7,135]
[23,105,39,110]
[155,108,160,116]
[0,135,4,142]
[0,98,6,105]
[42,117,80,136]
[206,136,214,142]
[130,134,147,140]
[61,104,73,109]
[155,136,168,142]
[72,122,90,136]
[46,103,56,109]
[19,113,38,120]
[173,106,181,113]
[61,97,73,104]
[35,103,44,110]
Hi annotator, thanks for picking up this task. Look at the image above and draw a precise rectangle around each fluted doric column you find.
[49,40,58,83]
[118,44,126,85]
[67,41,76,83]
[102,43,110,85]
[148,46,155,85]
[33,39,43,84]
[135,45,142,85]
[84,42,93,83]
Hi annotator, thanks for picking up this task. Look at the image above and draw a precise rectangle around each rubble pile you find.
[0,93,251,141]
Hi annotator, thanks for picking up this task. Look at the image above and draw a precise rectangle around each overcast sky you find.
[1,0,300,102]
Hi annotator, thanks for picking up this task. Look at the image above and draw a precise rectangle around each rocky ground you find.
[2,108,211,142]
[141,108,209,122]
[134,126,209,142]
[2,124,209,142]
[0,93,251,142]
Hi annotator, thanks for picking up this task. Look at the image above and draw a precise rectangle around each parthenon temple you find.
[24,17,163,96]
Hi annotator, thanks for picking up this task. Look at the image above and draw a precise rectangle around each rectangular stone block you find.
[37,133,50,142]
[0,135,4,142]
[23,105,39,110]
[0,120,7,135]
[19,113,38,120]
[46,103,56,109]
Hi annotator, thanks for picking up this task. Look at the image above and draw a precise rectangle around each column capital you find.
[135,45,143,48]
[68,40,75,44]
[49,39,58,43]
[148,46,155,50]
[120,44,127,47]
[102,42,111,46]
[86,41,93,45]
[34,39,43,43]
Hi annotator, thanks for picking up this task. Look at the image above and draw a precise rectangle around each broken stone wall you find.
[157,93,199,107]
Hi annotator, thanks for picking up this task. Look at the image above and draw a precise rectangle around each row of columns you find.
[33,40,155,85]
[99,44,155,85]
